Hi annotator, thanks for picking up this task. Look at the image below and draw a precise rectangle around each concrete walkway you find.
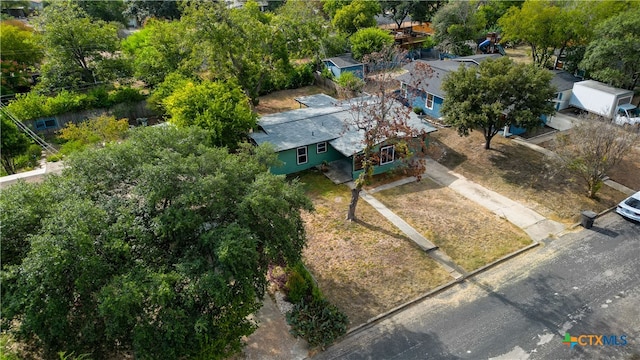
[365,159,566,242]
[241,294,308,360]
[0,161,64,189]
[358,190,465,280]
[422,158,566,242]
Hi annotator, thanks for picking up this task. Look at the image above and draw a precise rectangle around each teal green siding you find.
[351,159,399,179]
[270,142,344,175]
[351,138,429,179]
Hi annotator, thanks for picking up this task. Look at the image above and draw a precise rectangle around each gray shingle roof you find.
[549,70,582,92]
[295,93,340,108]
[250,97,437,155]
[397,60,467,98]
[323,54,362,68]
[398,55,580,98]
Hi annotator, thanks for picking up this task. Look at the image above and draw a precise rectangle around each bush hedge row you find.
[5,86,146,121]
[284,262,348,350]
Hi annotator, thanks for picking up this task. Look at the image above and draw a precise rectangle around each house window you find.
[317,142,327,154]
[556,92,563,100]
[380,146,395,165]
[35,118,57,130]
[425,93,434,110]
[354,153,365,171]
[297,146,308,165]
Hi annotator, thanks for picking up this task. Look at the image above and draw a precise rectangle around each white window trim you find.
[317,142,327,154]
[425,93,434,110]
[380,145,395,165]
[297,146,308,165]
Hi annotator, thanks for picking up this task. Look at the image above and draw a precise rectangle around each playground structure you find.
[478,32,506,56]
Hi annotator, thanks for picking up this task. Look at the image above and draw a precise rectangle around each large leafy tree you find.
[476,0,523,31]
[349,27,394,61]
[1,126,313,359]
[36,2,123,90]
[182,1,289,105]
[331,0,381,36]
[321,0,350,19]
[75,0,126,24]
[556,0,636,73]
[499,0,570,67]
[163,79,257,149]
[409,0,445,23]
[432,0,486,56]
[0,20,42,65]
[123,0,182,24]
[580,7,640,90]
[121,19,189,86]
[0,114,31,174]
[273,0,330,60]
[441,57,555,150]
[0,20,42,94]
[379,0,419,29]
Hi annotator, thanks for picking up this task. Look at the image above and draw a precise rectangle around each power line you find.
[0,102,58,154]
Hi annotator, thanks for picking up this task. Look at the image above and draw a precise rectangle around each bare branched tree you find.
[344,46,433,221]
[553,114,639,198]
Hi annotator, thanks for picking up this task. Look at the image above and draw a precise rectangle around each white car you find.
[616,191,640,222]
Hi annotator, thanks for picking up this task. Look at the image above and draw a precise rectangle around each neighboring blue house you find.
[323,54,365,80]
[397,54,581,135]
[249,94,437,182]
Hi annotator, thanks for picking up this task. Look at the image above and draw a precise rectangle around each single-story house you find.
[323,54,365,80]
[249,94,437,181]
[549,70,582,111]
[397,55,582,135]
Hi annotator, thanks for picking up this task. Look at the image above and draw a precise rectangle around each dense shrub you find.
[13,144,42,171]
[5,87,146,121]
[107,87,146,104]
[284,262,318,303]
[285,270,309,304]
[284,262,347,349]
[260,63,315,96]
[286,298,348,349]
[336,72,365,94]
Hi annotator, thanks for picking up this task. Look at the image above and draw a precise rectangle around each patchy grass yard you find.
[375,179,532,272]
[297,171,451,327]
[255,86,328,115]
[428,128,627,224]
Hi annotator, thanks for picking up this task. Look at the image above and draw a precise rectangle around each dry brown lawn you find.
[298,171,451,327]
[597,144,640,192]
[538,135,640,192]
[375,179,532,272]
[428,128,627,224]
[504,45,532,64]
[255,86,329,115]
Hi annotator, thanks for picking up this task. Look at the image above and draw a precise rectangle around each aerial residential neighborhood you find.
[1,1,639,359]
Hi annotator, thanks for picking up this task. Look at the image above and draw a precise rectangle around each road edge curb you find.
[339,241,541,339]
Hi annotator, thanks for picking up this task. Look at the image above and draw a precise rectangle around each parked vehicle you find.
[616,191,640,222]
[569,80,640,126]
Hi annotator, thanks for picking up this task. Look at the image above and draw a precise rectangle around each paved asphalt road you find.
[315,213,640,360]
